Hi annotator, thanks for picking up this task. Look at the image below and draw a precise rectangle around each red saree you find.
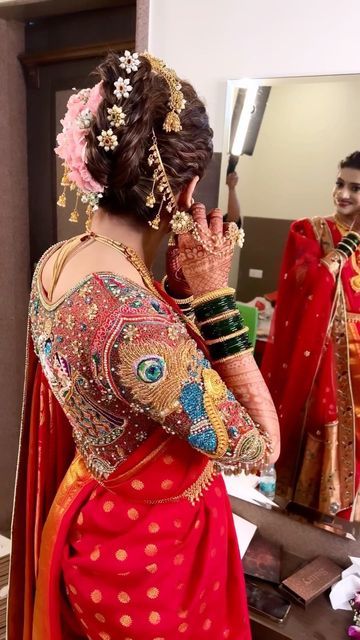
[262,216,360,518]
[8,264,251,639]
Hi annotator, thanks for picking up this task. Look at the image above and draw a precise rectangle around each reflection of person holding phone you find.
[262,151,360,520]
[224,171,243,227]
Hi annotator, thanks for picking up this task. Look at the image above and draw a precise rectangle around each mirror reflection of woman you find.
[262,151,360,520]
[8,51,280,639]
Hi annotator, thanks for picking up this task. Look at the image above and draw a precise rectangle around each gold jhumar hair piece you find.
[142,52,186,133]
[142,52,193,232]
[146,130,194,234]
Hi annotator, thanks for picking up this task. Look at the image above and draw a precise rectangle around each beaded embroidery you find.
[30,244,265,479]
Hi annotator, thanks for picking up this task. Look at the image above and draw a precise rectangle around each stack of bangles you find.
[193,287,253,363]
[335,230,360,260]
[162,276,195,319]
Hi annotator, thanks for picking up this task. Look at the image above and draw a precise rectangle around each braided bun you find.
[85,52,213,222]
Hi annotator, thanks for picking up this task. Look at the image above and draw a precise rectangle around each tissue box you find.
[279,556,342,607]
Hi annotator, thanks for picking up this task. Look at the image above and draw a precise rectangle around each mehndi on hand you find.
[178,203,240,297]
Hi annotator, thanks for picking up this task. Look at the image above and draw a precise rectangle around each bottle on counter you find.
[258,463,277,500]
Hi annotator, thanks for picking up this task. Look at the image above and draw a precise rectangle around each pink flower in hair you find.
[55,82,104,195]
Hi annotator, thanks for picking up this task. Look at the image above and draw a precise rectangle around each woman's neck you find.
[91,208,168,269]
[334,211,356,228]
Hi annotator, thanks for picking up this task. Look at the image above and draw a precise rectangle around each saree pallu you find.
[262,216,360,518]
[33,429,250,640]
[8,332,76,640]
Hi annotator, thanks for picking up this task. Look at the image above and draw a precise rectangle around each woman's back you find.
[33,237,184,478]
[40,230,145,304]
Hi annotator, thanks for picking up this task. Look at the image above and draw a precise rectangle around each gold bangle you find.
[197,309,239,327]
[212,347,254,364]
[193,287,235,308]
[162,276,194,305]
[205,327,249,345]
[174,296,194,305]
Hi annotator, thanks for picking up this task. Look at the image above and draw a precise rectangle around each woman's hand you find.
[322,214,360,277]
[178,203,238,297]
[165,242,192,299]
[226,171,239,190]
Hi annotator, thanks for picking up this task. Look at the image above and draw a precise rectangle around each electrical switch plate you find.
[249,268,263,279]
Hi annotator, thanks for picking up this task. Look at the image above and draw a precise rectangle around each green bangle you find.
[194,295,237,321]
[209,334,252,359]
[201,314,245,340]
[209,342,252,360]
[341,237,358,251]
[337,242,352,257]
[346,231,360,244]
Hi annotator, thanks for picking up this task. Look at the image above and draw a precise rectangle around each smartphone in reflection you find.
[246,580,291,623]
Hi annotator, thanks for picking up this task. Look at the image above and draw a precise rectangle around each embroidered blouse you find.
[30,247,260,480]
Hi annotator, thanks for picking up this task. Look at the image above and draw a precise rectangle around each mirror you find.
[219,75,360,538]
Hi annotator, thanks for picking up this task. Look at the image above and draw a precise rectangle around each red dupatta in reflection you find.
[262,216,360,517]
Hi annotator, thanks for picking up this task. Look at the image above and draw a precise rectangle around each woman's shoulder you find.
[32,237,79,285]
[96,273,172,318]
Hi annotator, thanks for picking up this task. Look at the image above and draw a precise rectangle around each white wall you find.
[148,0,360,151]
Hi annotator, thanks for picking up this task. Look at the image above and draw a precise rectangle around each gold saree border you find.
[333,286,356,509]
[100,437,170,490]
[348,321,360,521]
[315,216,356,509]
[33,455,92,639]
[310,216,334,253]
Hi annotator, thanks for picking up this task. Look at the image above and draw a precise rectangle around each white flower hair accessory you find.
[114,77,133,99]
[97,129,118,152]
[107,105,126,128]
[119,50,141,74]
[76,108,94,130]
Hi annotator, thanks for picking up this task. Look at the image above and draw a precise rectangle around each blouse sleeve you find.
[92,280,266,473]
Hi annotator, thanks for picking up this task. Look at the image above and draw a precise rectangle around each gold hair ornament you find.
[142,52,186,133]
[146,130,194,234]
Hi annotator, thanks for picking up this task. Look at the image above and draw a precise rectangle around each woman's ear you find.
[178,176,200,209]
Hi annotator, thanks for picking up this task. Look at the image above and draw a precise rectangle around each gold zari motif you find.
[146,460,216,506]
[117,338,198,420]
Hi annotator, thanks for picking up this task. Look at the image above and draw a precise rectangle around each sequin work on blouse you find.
[30,252,260,480]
